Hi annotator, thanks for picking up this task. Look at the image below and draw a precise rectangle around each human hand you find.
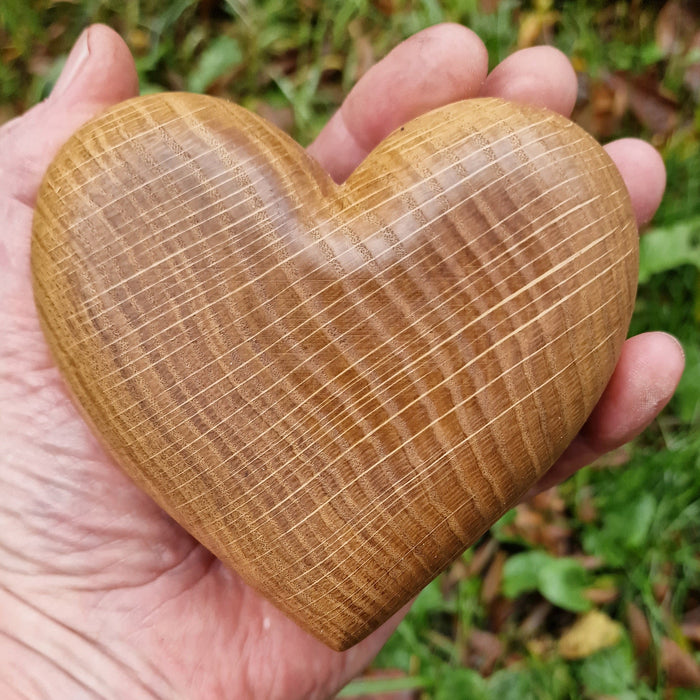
[0,23,683,700]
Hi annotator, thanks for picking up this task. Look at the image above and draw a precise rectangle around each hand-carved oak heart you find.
[31,93,637,650]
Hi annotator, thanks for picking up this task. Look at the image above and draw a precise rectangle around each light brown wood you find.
[31,93,638,650]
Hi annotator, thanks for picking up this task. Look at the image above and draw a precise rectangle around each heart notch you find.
[32,93,637,650]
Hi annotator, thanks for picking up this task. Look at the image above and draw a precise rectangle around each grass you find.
[1,1,698,697]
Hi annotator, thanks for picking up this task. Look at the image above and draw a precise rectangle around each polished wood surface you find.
[31,93,638,650]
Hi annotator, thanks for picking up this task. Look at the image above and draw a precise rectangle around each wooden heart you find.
[31,93,637,650]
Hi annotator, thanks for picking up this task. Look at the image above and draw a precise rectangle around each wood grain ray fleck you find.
[32,93,638,650]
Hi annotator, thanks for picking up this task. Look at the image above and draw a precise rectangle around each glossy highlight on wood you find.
[31,93,638,650]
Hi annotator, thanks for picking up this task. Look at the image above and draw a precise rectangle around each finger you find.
[308,23,489,182]
[532,332,685,492]
[481,46,578,116]
[604,138,666,228]
[0,24,138,209]
[480,49,666,229]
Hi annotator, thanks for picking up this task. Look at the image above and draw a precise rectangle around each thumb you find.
[1,24,139,208]
[50,23,139,111]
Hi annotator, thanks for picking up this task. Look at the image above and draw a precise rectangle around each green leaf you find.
[674,690,700,700]
[0,0,42,53]
[639,41,666,65]
[187,36,243,93]
[374,578,448,671]
[622,493,657,549]
[412,577,450,617]
[490,508,519,543]
[486,669,537,700]
[27,55,65,104]
[537,558,592,612]
[503,551,593,611]
[435,668,488,700]
[577,638,636,695]
[675,341,700,425]
[502,550,552,598]
[638,218,700,283]
[338,675,430,697]
[584,493,657,567]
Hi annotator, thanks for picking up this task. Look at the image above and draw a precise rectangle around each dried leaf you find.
[479,0,504,13]
[607,73,679,137]
[27,54,53,78]
[510,503,546,546]
[656,0,700,56]
[541,523,572,556]
[573,554,605,570]
[575,80,628,140]
[482,549,506,606]
[466,629,504,676]
[627,86,678,137]
[519,600,552,638]
[661,637,700,688]
[348,20,376,83]
[0,105,17,127]
[517,11,559,49]
[127,28,150,54]
[654,579,671,604]
[254,102,295,134]
[682,606,700,646]
[577,487,598,524]
[443,557,469,593]
[526,635,556,658]
[627,602,652,657]
[585,586,619,605]
[684,30,700,94]
[559,610,623,660]
[488,595,516,634]
[466,537,498,578]
[371,0,398,16]
[530,486,565,514]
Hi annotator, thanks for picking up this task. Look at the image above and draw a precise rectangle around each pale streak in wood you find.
[31,93,638,650]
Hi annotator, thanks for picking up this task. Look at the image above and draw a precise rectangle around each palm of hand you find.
[0,24,682,700]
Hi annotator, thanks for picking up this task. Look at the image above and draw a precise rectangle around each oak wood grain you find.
[31,93,638,650]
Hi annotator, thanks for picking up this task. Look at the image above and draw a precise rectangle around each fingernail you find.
[52,28,91,98]
[660,332,686,362]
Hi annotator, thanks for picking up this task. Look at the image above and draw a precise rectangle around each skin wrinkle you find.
[0,674,40,700]
[2,364,62,390]
[0,537,55,575]
[163,572,263,699]
[3,452,97,501]
[0,586,113,700]
[1,426,204,586]
[413,33,476,104]
[4,159,45,209]
[119,544,215,607]
[0,628,96,700]
[1,582,182,700]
